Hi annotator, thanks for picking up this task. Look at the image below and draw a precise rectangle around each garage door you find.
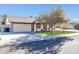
[13,24,31,32]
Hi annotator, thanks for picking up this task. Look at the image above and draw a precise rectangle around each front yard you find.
[39,30,75,35]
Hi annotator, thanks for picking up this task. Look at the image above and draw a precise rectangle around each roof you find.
[7,16,36,23]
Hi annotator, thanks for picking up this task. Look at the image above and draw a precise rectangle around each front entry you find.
[43,24,47,31]
[36,23,41,31]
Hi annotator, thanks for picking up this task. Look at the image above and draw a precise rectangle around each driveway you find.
[0,32,54,46]
[0,32,37,46]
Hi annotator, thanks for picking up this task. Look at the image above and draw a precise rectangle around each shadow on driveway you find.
[7,36,73,54]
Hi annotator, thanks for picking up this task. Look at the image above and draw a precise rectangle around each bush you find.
[74,24,79,30]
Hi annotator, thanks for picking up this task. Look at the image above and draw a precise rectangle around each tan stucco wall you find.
[34,24,43,31]
[47,24,50,31]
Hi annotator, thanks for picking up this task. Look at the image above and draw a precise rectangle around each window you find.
[36,24,41,28]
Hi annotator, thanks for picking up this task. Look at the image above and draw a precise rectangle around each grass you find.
[39,30,75,35]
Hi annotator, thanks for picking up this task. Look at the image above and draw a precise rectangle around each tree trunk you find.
[53,25,55,31]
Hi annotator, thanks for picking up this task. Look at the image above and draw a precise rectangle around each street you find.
[58,35,79,54]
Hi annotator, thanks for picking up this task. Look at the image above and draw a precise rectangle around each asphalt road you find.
[58,35,79,54]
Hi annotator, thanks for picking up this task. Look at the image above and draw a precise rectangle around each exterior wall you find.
[55,23,68,29]
[41,24,43,30]
[1,17,51,32]
[66,23,74,29]
[34,24,43,32]
[36,24,43,31]
[47,24,50,31]
[34,24,36,31]
[2,17,50,32]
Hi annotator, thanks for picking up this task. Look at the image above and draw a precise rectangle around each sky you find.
[0,4,79,21]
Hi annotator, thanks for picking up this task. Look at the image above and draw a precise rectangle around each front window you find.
[36,24,41,28]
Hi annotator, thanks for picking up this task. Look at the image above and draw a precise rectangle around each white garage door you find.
[13,24,31,32]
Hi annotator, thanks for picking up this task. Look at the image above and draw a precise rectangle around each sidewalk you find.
[55,28,79,32]
[55,32,79,37]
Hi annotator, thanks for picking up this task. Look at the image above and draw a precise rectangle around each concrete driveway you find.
[0,32,37,46]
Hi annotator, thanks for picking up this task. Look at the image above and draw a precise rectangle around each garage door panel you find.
[13,24,31,32]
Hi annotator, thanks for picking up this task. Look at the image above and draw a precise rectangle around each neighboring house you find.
[69,22,78,29]
[1,16,50,32]
[55,22,69,29]
[55,18,72,29]
[66,19,79,29]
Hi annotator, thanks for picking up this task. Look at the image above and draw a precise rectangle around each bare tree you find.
[48,7,65,32]
[37,13,49,31]
[37,13,48,23]
[37,7,65,33]
[62,18,69,28]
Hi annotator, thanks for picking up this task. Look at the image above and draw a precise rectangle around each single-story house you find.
[1,16,50,32]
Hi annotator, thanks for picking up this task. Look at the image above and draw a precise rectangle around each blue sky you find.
[0,4,79,21]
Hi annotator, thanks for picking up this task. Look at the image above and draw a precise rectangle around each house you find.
[55,18,70,29]
[1,16,50,32]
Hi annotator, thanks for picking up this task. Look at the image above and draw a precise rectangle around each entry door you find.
[43,24,47,31]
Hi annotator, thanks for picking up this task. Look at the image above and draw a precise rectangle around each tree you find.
[74,24,79,30]
[37,7,65,33]
[1,14,7,25]
[48,7,65,31]
[37,13,49,31]
[62,18,69,29]
[37,12,49,23]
